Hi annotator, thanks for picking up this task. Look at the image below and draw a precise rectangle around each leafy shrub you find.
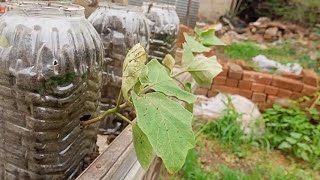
[263,105,320,166]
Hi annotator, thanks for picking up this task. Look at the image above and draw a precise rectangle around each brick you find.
[238,80,252,90]
[174,48,183,64]
[278,89,293,98]
[258,102,273,111]
[228,63,243,80]
[267,95,278,103]
[265,85,279,95]
[195,88,208,96]
[272,76,303,92]
[303,70,318,86]
[213,76,226,85]
[226,78,239,87]
[252,92,266,102]
[290,92,302,99]
[176,24,190,48]
[213,85,240,95]
[203,47,215,57]
[239,89,252,99]
[282,72,303,81]
[243,71,272,85]
[302,84,317,95]
[208,90,218,97]
[252,83,265,92]
[218,63,229,76]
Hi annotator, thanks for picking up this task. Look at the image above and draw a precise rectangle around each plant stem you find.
[80,107,118,127]
[81,102,128,127]
[172,70,187,78]
[115,113,132,125]
[311,93,320,109]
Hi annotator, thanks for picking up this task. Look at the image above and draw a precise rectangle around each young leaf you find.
[198,28,225,46]
[140,59,196,104]
[0,35,9,47]
[183,33,210,53]
[122,44,147,102]
[162,54,175,72]
[132,122,154,169]
[184,54,222,86]
[182,43,195,65]
[184,82,194,113]
[132,92,195,173]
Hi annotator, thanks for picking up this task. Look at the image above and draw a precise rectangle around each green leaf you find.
[132,122,154,169]
[299,151,310,161]
[290,132,302,139]
[184,55,222,86]
[278,141,292,149]
[162,54,175,72]
[198,29,225,46]
[140,59,196,104]
[184,33,210,53]
[122,43,147,102]
[184,82,194,113]
[0,35,9,47]
[182,43,195,65]
[297,143,313,153]
[132,92,195,173]
[285,137,298,144]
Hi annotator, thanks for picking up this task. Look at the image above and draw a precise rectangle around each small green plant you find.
[81,35,223,173]
[262,105,320,166]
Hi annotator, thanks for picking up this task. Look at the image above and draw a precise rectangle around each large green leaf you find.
[122,43,147,102]
[184,55,222,86]
[132,122,154,169]
[198,28,225,46]
[140,59,196,104]
[183,33,210,53]
[132,92,195,173]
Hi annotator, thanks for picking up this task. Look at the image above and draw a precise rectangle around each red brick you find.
[265,85,279,95]
[303,70,318,86]
[290,92,302,99]
[203,47,215,57]
[243,71,272,85]
[228,63,243,80]
[272,76,303,92]
[278,89,293,98]
[213,76,226,85]
[238,80,252,90]
[252,83,265,92]
[282,72,303,81]
[226,78,239,87]
[175,48,183,64]
[301,84,317,95]
[176,24,190,48]
[218,63,229,76]
[252,92,266,102]
[239,89,252,99]
[208,90,218,97]
[258,102,273,111]
[267,95,278,103]
[213,85,240,95]
[195,88,208,96]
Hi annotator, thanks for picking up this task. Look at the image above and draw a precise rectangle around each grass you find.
[222,41,319,73]
[162,106,319,180]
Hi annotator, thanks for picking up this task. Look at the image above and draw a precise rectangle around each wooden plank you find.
[124,161,146,180]
[77,126,133,180]
[102,142,137,180]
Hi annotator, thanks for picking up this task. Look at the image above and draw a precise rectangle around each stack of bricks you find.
[196,62,319,110]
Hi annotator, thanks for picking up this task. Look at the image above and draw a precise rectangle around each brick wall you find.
[196,62,319,110]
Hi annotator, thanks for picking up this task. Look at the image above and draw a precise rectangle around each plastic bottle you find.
[88,3,149,134]
[0,2,103,179]
[142,2,179,60]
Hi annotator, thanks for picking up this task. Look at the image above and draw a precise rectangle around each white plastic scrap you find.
[194,93,264,135]
[252,54,303,75]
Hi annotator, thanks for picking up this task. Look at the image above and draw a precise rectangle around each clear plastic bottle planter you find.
[88,3,150,134]
[142,2,180,61]
[0,2,103,179]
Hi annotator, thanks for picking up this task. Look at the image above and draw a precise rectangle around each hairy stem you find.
[115,113,132,125]
[311,93,320,109]
[81,102,128,127]
[172,70,188,78]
